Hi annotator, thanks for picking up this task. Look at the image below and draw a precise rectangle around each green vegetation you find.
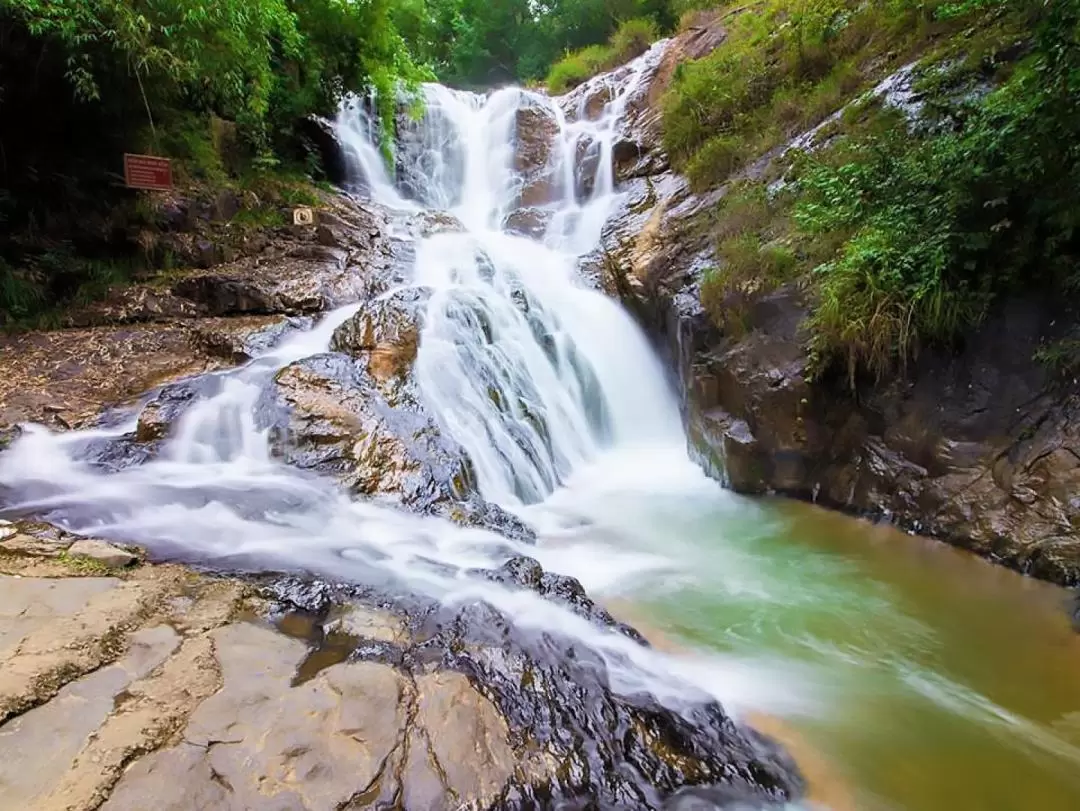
[0,0,690,325]
[0,0,429,326]
[547,17,660,93]
[399,0,674,87]
[681,0,1080,384]
[660,0,1017,191]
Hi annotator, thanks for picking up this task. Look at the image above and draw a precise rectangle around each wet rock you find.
[266,353,473,510]
[67,539,138,568]
[331,286,427,383]
[254,563,803,810]
[575,136,602,201]
[503,206,552,239]
[411,209,467,238]
[514,99,560,208]
[680,286,1080,587]
[446,500,536,544]
[427,594,802,809]
[265,577,337,618]
[135,376,222,443]
[488,555,646,642]
[324,604,408,644]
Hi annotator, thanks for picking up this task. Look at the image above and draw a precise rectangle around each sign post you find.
[123,153,173,191]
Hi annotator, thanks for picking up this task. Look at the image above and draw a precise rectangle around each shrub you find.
[546,17,660,93]
[790,0,1080,382]
[661,0,963,189]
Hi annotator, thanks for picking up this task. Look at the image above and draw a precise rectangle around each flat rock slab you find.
[0,625,179,807]
[67,539,138,568]
[104,622,516,811]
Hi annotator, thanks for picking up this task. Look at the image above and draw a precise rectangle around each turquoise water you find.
[532,456,1080,810]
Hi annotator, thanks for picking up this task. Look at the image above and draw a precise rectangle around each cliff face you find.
[589,15,1080,587]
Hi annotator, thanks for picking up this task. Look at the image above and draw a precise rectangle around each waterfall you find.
[338,41,681,509]
[0,40,806,724]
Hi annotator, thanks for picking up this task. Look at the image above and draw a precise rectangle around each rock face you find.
[591,14,1080,587]
[264,287,535,540]
[266,352,472,509]
[688,292,1080,586]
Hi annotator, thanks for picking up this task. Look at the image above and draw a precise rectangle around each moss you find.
[57,550,115,576]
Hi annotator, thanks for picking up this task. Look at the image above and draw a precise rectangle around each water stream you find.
[2,42,1080,809]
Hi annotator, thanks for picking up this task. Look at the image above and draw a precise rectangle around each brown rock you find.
[268,353,472,507]
[414,670,515,806]
[330,287,426,383]
[514,100,560,208]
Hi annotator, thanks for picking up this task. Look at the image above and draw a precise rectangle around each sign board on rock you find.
[293,206,315,226]
[123,153,173,191]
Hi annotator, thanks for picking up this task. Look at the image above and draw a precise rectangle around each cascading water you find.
[0,40,805,725]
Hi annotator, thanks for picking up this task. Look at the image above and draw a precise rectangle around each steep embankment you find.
[589,2,1080,587]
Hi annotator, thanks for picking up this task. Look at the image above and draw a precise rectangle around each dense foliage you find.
[546,16,659,93]
[0,0,427,324]
[398,0,673,87]
[795,0,1080,381]
[689,0,1080,383]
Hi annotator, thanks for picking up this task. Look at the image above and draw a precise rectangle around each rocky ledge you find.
[0,520,802,810]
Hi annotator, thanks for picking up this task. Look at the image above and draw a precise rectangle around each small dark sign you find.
[123,153,173,191]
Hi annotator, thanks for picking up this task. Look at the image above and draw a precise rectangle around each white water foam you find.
[0,41,819,748]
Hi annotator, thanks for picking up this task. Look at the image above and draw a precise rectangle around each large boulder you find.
[265,352,469,510]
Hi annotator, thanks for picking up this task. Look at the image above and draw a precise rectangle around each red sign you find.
[123,153,173,191]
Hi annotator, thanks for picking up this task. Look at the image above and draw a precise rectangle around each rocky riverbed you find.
[0,174,803,808]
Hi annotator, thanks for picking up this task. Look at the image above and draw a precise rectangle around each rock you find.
[422,593,802,808]
[411,210,466,238]
[67,539,138,568]
[330,286,427,383]
[296,115,350,186]
[135,376,222,443]
[488,555,646,642]
[676,283,1080,587]
[514,99,560,208]
[575,135,601,200]
[0,625,179,809]
[63,286,201,328]
[257,565,803,809]
[503,207,551,239]
[187,314,303,363]
[265,353,474,510]
[0,532,69,558]
[324,603,408,644]
[0,324,228,433]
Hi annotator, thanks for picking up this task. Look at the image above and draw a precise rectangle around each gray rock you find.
[67,539,138,568]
